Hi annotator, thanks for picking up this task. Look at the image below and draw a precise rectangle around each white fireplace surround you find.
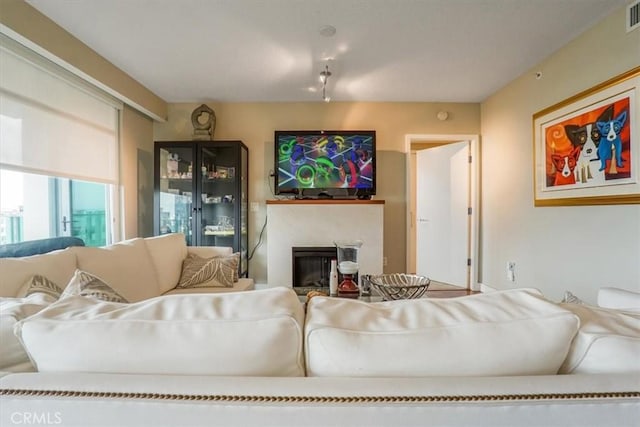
[266,201,384,288]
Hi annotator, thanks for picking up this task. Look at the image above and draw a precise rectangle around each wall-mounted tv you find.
[274,130,376,199]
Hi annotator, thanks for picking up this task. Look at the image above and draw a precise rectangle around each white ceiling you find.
[27,0,627,103]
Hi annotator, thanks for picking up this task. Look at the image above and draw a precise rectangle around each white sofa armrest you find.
[598,287,640,312]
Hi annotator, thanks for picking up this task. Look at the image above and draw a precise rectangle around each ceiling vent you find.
[628,0,640,32]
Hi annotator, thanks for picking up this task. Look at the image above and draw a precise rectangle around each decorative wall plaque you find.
[191,104,216,140]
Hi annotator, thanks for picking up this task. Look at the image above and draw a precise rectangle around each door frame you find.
[405,134,480,291]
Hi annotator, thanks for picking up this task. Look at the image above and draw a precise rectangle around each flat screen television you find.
[274,130,376,199]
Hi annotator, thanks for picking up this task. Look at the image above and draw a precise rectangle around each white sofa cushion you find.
[72,238,160,302]
[597,287,640,313]
[0,293,56,372]
[0,249,77,297]
[559,303,640,374]
[143,233,188,294]
[305,288,579,377]
[15,287,305,376]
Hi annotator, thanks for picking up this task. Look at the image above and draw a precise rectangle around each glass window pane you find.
[0,169,111,246]
[70,180,107,246]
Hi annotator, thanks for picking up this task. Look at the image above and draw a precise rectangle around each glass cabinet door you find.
[240,145,248,276]
[155,140,248,277]
[198,145,237,250]
[157,146,194,245]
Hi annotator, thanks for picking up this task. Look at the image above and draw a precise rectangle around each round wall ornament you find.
[191,104,216,140]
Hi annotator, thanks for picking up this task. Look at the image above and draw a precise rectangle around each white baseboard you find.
[479,282,497,293]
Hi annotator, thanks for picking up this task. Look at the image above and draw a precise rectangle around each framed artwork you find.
[533,66,640,206]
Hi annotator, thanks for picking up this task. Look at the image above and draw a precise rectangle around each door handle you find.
[61,215,71,232]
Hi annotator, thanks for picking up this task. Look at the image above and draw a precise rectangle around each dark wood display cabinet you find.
[154,140,248,277]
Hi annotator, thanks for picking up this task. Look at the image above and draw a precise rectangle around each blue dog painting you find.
[596,111,627,171]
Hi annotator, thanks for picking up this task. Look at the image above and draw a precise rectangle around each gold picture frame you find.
[533,66,640,206]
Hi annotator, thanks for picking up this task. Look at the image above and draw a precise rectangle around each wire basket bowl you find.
[368,273,431,301]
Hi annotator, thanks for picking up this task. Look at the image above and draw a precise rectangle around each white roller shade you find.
[0,40,119,184]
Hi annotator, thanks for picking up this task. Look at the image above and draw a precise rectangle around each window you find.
[0,170,110,246]
[0,34,121,246]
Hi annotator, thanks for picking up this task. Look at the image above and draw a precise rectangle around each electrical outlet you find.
[507,262,516,282]
[383,256,388,267]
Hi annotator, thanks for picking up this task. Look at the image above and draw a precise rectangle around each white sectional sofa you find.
[0,234,639,427]
[0,233,253,374]
[0,233,254,302]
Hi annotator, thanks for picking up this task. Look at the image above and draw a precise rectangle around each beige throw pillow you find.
[16,275,63,299]
[561,291,585,305]
[177,253,239,289]
[61,270,129,303]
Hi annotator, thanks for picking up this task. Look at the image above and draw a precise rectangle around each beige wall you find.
[155,102,480,283]
[121,106,155,239]
[480,5,640,303]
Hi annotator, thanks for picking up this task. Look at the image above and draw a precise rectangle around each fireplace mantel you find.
[266,200,384,288]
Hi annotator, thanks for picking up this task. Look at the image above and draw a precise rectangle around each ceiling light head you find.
[319,65,332,84]
[319,64,332,102]
[319,25,336,37]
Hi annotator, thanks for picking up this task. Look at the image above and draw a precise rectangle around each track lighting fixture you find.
[319,64,332,102]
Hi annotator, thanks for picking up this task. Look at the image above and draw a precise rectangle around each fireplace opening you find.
[292,246,347,295]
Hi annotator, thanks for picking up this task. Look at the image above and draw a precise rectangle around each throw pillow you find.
[177,253,239,289]
[16,274,63,299]
[230,252,240,282]
[1,293,57,372]
[60,269,129,303]
[561,291,585,305]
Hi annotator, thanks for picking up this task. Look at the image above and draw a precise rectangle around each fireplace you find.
[267,200,384,288]
[291,246,344,295]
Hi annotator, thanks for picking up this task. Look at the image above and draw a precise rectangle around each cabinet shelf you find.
[203,177,235,183]
[204,230,235,236]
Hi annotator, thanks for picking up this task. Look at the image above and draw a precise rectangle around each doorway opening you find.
[405,134,480,291]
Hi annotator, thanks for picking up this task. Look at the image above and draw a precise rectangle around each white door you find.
[416,141,470,286]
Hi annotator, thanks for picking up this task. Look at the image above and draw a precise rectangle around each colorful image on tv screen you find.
[276,133,374,191]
